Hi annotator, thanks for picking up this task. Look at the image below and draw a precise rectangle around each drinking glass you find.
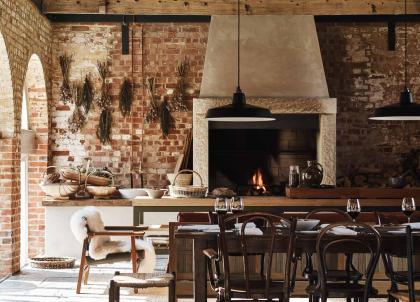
[214,198,229,215]
[230,197,244,224]
[347,198,361,222]
[402,197,416,223]
[230,197,244,214]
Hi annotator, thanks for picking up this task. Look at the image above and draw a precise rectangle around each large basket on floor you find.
[30,257,75,269]
[168,170,207,198]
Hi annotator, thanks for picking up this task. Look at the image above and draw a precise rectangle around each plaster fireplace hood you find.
[193,15,337,189]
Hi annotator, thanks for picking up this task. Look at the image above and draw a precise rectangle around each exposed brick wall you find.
[0,0,51,278]
[317,22,420,181]
[51,23,208,187]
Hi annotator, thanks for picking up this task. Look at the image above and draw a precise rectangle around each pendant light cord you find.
[237,0,240,90]
[404,0,408,89]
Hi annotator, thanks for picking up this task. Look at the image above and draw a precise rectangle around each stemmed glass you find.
[402,197,416,223]
[347,198,361,223]
[214,198,229,215]
[230,197,244,224]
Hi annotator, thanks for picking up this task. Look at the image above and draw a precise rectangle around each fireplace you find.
[208,114,318,195]
[193,16,337,189]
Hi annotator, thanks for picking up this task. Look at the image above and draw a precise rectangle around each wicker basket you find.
[168,170,207,198]
[167,172,193,186]
[30,257,75,269]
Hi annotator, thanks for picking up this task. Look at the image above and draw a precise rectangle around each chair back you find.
[406,226,420,302]
[305,208,352,223]
[218,212,296,301]
[177,212,211,223]
[316,222,381,302]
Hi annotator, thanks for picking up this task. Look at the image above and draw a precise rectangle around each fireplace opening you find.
[208,114,319,196]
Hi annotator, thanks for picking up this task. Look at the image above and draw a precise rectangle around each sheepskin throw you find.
[70,206,156,272]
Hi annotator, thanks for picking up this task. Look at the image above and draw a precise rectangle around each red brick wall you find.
[317,22,420,182]
[51,23,208,186]
[0,0,51,278]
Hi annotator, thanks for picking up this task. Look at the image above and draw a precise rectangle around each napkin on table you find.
[234,222,263,235]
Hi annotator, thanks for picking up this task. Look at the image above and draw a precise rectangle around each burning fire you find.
[252,169,267,194]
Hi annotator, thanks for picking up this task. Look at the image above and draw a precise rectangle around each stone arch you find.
[0,32,14,138]
[22,53,48,258]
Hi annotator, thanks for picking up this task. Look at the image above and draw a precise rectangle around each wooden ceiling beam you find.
[42,0,420,16]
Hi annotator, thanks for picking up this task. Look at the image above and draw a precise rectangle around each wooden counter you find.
[43,196,405,208]
[43,196,405,225]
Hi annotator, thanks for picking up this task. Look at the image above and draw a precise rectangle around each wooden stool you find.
[109,271,176,302]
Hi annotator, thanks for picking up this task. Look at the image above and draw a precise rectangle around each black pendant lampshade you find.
[370,0,420,121]
[205,0,274,122]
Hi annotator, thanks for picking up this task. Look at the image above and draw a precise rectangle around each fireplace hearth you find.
[208,114,318,196]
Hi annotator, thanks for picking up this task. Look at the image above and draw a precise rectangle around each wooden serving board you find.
[286,187,420,199]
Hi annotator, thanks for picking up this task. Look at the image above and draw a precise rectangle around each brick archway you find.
[0,32,16,275]
[23,54,48,258]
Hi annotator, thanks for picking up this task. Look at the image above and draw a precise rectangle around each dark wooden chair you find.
[203,212,297,302]
[76,224,147,294]
[299,209,363,293]
[306,222,382,302]
[384,226,420,302]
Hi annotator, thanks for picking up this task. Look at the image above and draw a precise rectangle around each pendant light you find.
[370,0,420,120]
[205,0,274,122]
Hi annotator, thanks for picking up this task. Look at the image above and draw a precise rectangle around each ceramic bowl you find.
[296,219,320,231]
[119,188,148,199]
[144,189,167,199]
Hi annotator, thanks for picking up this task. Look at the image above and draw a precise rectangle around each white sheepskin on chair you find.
[70,206,156,272]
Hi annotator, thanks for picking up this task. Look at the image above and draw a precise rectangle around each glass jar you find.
[289,165,300,188]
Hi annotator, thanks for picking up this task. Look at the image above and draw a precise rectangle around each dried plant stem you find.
[119,78,133,117]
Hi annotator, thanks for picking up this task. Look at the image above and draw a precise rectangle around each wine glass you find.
[347,198,361,223]
[230,197,244,224]
[214,198,229,215]
[402,197,416,223]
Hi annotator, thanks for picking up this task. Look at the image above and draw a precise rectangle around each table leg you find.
[193,238,207,302]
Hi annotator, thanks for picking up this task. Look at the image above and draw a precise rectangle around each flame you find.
[252,169,267,193]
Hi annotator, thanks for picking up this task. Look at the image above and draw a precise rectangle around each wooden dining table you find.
[175,227,413,302]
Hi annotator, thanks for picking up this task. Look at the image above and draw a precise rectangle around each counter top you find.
[42,196,405,208]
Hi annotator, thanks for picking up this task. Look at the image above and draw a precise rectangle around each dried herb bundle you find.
[68,107,86,133]
[159,96,174,138]
[119,78,133,117]
[172,58,189,112]
[72,82,83,107]
[81,75,94,114]
[59,53,73,104]
[97,109,112,144]
[145,77,159,123]
[96,61,112,110]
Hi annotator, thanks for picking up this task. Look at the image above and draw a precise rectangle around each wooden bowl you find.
[62,169,111,186]
[86,186,117,198]
[39,182,79,198]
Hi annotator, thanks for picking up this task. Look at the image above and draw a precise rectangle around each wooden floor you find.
[0,257,391,302]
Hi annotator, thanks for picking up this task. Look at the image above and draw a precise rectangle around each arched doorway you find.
[22,54,48,262]
[0,33,13,138]
[0,32,15,274]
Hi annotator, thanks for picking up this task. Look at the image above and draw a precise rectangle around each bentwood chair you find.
[204,212,297,302]
[299,209,363,293]
[385,226,420,302]
[377,211,420,295]
[306,222,382,302]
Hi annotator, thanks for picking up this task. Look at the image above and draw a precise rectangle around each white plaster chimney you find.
[200,15,329,98]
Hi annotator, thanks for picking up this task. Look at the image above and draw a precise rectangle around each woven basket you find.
[30,257,75,269]
[167,172,192,186]
[168,169,207,198]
